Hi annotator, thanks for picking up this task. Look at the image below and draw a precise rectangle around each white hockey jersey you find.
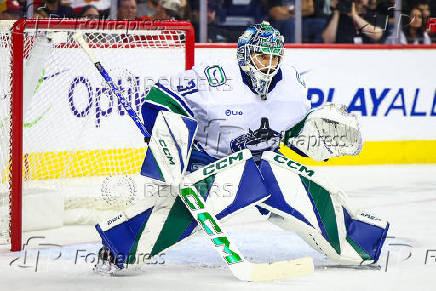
[142,60,310,159]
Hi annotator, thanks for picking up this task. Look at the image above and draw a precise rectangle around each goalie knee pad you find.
[258,151,389,265]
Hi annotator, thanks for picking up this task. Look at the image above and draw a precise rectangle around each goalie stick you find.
[72,31,314,281]
[72,32,150,138]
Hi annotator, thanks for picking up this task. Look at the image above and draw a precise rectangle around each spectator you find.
[415,0,431,26]
[396,7,431,44]
[190,0,230,42]
[266,0,324,43]
[384,4,431,44]
[117,0,137,20]
[34,0,74,18]
[266,0,295,42]
[302,0,329,43]
[406,7,431,43]
[77,4,100,20]
[137,0,184,20]
[136,0,156,18]
[33,8,49,18]
[0,0,25,19]
[322,0,384,43]
[70,0,110,19]
[376,0,410,16]
[137,0,157,19]
[220,0,264,24]
[375,0,414,39]
[155,0,184,20]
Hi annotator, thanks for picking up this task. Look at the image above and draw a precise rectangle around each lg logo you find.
[225,110,243,116]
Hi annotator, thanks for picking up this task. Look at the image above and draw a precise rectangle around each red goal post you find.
[1,19,195,251]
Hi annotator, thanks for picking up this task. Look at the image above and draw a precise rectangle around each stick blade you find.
[250,257,314,282]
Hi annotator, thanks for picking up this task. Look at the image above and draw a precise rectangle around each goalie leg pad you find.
[183,149,268,220]
[259,151,389,265]
[96,150,268,268]
[186,148,217,173]
[141,110,198,184]
[95,206,154,268]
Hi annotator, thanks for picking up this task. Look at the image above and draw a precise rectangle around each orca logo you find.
[204,65,227,87]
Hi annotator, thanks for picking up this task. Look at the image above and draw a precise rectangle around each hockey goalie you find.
[92,21,389,279]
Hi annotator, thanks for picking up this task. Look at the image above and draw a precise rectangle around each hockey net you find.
[0,19,194,251]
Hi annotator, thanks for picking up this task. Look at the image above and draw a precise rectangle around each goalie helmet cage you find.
[1,19,195,252]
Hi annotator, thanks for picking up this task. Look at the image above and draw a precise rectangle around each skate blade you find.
[93,262,121,276]
[317,264,381,271]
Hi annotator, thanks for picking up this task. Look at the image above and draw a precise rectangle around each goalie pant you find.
[96,150,389,268]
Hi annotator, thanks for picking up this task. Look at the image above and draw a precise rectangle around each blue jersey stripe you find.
[180,89,199,97]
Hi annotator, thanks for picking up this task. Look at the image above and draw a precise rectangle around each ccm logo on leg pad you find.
[159,139,176,165]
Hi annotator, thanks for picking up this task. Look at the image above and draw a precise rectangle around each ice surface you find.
[0,164,435,291]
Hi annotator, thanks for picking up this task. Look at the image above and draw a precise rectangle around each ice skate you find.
[93,246,121,276]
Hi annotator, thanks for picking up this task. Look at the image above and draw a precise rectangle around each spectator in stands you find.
[214,0,262,42]
[266,0,325,43]
[136,0,158,19]
[415,0,430,19]
[322,0,384,43]
[406,6,431,43]
[117,0,137,20]
[375,0,416,41]
[154,0,184,20]
[0,0,26,19]
[70,0,110,19]
[33,8,49,18]
[137,0,184,20]
[34,0,74,18]
[302,0,329,43]
[137,0,156,18]
[78,4,100,20]
[415,0,431,33]
[190,0,230,42]
[220,0,264,24]
[386,6,431,44]
[266,0,295,42]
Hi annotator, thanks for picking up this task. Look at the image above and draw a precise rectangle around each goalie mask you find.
[237,21,284,99]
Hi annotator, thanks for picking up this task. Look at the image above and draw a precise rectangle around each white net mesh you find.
[0,20,190,247]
